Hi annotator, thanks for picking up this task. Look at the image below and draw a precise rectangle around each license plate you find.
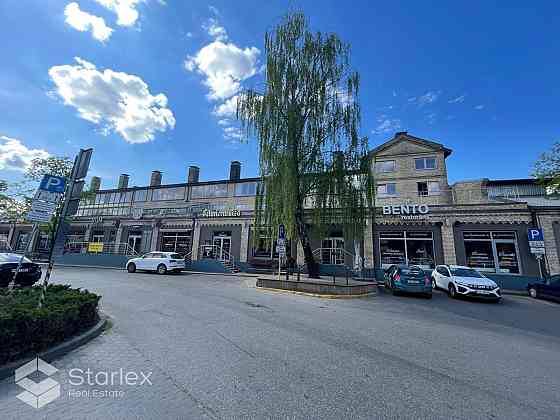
[12,268,29,273]
[408,280,420,284]
[476,290,490,294]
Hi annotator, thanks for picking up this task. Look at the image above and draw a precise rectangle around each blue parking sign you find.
[39,175,66,193]
[527,228,544,242]
[278,224,286,240]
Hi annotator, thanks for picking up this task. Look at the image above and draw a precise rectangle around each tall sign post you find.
[277,224,286,280]
[528,228,545,279]
[38,149,92,308]
[8,176,65,291]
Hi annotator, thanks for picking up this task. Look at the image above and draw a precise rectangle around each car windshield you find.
[450,268,483,278]
[0,253,31,263]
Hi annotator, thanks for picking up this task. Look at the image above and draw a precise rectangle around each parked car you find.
[0,253,42,288]
[527,275,560,302]
[384,264,432,298]
[432,265,501,302]
[126,252,185,274]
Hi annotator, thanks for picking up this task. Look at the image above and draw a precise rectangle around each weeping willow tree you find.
[237,12,374,278]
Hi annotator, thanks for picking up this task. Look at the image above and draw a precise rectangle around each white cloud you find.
[94,0,145,26]
[0,136,49,171]
[474,104,485,110]
[212,95,238,118]
[64,2,113,42]
[184,41,260,100]
[448,95,465,104]
[416,90,440,106]
[208,5,220,16]
[203,18,228,41]
[48,57,175,144]
[372,116,402,135]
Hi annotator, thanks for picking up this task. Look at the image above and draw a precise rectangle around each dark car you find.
[384,264,432,298]
[528,275,560,303]
[0,253,42,288]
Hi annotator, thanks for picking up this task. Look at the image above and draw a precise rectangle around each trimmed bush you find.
[0,285,101,365]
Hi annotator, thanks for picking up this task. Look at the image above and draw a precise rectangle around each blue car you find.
[384,264,432,298]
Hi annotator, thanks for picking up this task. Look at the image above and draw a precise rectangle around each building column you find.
[540,216,560,275]
[441,218,457,265]
[7,224,16,248]
[114,224,124,244]
[192,222,201,260]
[84,225,92,242]
[150,223,160,251]
[363,219,374,268]
[239,222,249,263]
[296,240,305,265]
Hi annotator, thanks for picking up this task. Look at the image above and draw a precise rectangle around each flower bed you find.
[0,285,101,365]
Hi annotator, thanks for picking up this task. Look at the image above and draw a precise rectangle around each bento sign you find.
[383,204,430,220]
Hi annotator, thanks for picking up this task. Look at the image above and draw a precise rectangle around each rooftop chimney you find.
[188,166,200,183]
[150,170,162,187]
[118,174,130,189]
[229,161,241,181]
[89,176,101,192]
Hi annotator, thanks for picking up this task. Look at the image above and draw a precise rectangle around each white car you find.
[432,265,501,301]
[126,252,185,275]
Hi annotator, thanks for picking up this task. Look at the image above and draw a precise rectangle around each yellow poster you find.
[88,242,104,253]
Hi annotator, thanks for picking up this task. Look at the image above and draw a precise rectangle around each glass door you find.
[321,238,345,265]
[128,233,142,254]
[213,234,231,261]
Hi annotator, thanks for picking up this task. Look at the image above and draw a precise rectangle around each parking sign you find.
[527,228,544,242]
[39,175,66,193]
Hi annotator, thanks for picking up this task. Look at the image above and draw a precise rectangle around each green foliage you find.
[0,285,100,364]
[237,12,373,275]
[534,141,560,193]
[24,156,73,182]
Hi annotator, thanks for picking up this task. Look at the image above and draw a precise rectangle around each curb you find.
[0,315,108,381]
[374,282,527,297]
[256,286,376,299]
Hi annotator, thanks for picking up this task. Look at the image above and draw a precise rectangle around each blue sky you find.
[0,0,558,189]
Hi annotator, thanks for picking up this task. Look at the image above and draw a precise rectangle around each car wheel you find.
[448,283,457,299]
[157,264,167,275]
[529,287,538,299]
[127,263,136,273]
[432,277,437,290]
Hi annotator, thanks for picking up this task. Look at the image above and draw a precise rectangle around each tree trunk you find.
[295,204,320,279]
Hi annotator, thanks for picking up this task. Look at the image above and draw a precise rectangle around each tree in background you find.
[534,142,560,194]
[0,156,74,249]
[237,12,374,278]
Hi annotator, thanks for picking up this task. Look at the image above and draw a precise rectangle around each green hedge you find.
[0,285,101,365]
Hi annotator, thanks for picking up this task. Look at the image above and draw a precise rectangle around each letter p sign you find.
[39,175,67,193]
[527,228,543,242]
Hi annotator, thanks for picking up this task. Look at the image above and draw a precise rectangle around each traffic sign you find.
[528,228,544,242]
[31,201,56,214]
[530,247,545,255]
[39,175,66,193]
[529,240,545,249]
[26,210,52,223]
[34,189,62,203]
[278,224,285,240]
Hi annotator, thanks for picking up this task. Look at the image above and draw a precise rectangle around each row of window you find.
[377,181,441,197]
[376,157,437,173]
[86,181,259,207]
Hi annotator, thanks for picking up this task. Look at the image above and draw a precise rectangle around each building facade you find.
[1,133,558,283]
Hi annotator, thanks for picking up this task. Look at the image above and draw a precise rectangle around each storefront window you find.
[463,231,520,274]
[252,230,278,258]
[15,233,30,251]
[160,231,192,255]
[379,231,434,269]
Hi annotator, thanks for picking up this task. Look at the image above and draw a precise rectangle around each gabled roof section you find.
[370,132,453,158]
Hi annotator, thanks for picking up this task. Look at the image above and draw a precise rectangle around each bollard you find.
[346,268,349,286]
[333,273,336,285]
[297,267,300,282]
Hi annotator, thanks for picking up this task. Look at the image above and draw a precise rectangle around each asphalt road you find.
[1,267,559,420]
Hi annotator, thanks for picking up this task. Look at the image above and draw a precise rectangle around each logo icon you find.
[15,357,60,408]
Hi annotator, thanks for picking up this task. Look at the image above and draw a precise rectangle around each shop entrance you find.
[321,237,345,265]
[213,231,232,262]
[128,232,142,254]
